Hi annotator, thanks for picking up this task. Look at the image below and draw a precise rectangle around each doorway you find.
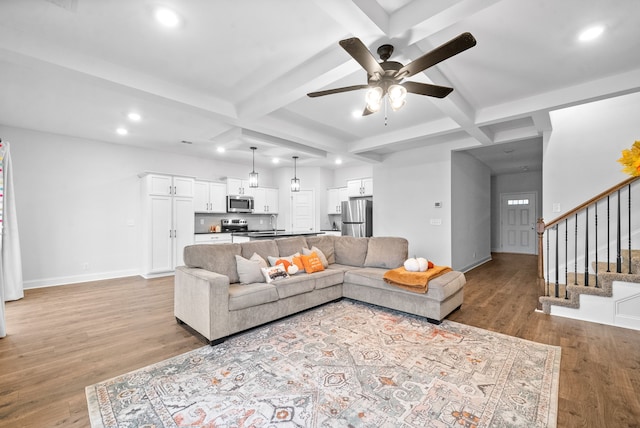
[290,190,315,232]
[500,191,537,254]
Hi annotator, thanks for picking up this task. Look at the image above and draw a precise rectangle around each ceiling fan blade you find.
[397,32,476,78]
[307,84,369,98]
[402,81,453,98]
[339,38,385,76]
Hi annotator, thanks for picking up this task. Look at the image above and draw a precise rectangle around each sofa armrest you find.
[174,266,231,342]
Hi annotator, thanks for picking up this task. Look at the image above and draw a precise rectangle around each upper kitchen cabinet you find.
[347,178,373,197]
[194,181,226,213]
[252,187,279,214]
[226,178,250,195]
[327,187,348,214]
[146,174,194,197]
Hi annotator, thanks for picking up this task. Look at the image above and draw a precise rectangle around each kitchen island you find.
[232,230,324,243]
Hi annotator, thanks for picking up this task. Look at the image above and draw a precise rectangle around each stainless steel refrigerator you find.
[341,199,372,237]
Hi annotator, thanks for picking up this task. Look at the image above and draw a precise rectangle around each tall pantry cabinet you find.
[140,173,194,277]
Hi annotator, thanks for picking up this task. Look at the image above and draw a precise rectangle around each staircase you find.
[537,176,640,330]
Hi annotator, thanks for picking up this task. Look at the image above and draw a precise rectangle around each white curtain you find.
[0,141,24,338]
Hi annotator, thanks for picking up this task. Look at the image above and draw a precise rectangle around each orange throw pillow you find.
[301,252,325,273]
[291,256,305,271]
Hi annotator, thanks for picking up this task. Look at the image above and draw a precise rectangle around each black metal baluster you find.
[607,195,611,272]
[565,218,569,299]
[595,201,599,288]
[617,189,622,273]
[574,213,578,285]
[584,206,589,286]
[555,225,559,298]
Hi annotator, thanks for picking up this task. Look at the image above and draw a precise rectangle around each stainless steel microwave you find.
[227,195,254,213]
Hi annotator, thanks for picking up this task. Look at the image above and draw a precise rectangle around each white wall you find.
[2,125,272,288]
[333,164,373,187]
[544,92,640,222]
[451,151,492,271]
[373,144,454,266]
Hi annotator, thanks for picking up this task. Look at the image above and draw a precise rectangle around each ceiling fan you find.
[307,32,477,115]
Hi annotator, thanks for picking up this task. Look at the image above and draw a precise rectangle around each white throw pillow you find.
[235,253,268,284]
[302,246,328,268]
[261,264,290,283]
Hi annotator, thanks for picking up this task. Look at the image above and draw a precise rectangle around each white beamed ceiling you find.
[1,0,639,171]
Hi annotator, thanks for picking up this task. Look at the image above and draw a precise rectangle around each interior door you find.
[291,190,315,232]
[500,192,537,254]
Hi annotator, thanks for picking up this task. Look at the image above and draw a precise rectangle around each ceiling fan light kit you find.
[308,32,477,116]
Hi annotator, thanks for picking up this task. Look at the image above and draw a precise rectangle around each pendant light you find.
[248,146,258,188]
[291,155,300,192]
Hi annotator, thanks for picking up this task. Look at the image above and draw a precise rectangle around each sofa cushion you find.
[305,236,336,264]
[312,269,344,290]
[275,236,308,257]
[273,274,316,299]
[184,243,242,284]
[345,268,465,302]
[228,283,279,311]
[364,237,408,269]
[334,237,369,267]
[235,253,267,284]
[241,240,279,263]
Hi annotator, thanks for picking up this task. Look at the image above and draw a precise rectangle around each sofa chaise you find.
[174,235,466,344]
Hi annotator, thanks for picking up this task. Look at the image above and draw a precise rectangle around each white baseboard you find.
[460,255,493,273]
[23,269,142,289]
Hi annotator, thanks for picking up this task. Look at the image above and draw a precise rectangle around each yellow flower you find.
[618,140,640,177]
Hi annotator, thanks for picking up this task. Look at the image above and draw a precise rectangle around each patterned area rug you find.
[86,300,560,427]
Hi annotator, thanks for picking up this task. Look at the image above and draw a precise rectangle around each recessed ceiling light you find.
[351,110,361,118]
[578,25,604,42]
[272,158,280,164]
[127,112,141,121]
[216,147,225,153]
[116,127,128,135]
[155,7,181,28]
[335,158,343,165]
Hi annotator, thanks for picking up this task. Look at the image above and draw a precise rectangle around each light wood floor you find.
[1,253,639,427]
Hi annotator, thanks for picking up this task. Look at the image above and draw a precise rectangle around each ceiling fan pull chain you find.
[384,99,388,126]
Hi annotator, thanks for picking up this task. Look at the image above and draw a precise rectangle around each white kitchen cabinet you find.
[347,178,373,197]
[194,181,226,213]
[232,235,251,244]
[226,177,251,195]
[252,187,279,214]
[327,187,348,214]
[323,231,342,237]
[141,173,195,277]
[194,233,232,245]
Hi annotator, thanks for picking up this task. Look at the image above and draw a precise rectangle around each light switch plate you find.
[430,218,442,226]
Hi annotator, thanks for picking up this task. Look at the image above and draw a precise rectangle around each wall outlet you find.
[552,203,561,213]
[199,218,205,225]
[81,263,89,270]
[434,201,442,208]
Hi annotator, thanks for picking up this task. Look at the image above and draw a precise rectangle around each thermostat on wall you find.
[434,201,442,208]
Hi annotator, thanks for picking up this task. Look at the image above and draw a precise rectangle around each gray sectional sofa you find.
[174,235,466,344]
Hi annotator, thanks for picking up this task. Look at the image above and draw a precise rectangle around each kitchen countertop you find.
[232,230,325,239]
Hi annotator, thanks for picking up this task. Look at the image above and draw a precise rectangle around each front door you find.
[500,192,537,254]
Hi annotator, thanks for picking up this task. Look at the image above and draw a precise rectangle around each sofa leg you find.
[175,317,185,325]
[426,317,442,325]
[209,338,225,346]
